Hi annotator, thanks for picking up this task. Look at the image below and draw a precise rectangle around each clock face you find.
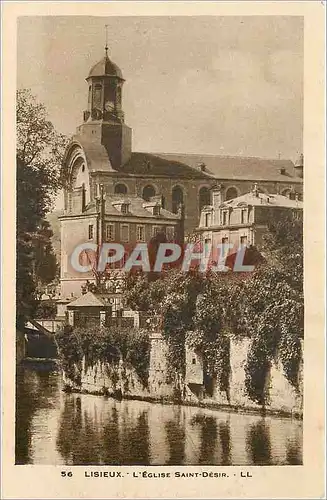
[105,100,115,112]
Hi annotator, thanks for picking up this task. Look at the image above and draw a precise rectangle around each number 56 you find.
[61,471,73,477]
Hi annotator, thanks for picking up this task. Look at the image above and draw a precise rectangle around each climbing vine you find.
[123,213,303,406]
[56,325,151,388]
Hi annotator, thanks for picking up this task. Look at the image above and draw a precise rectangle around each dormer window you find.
[142,202,161,216]
[153,205,161,216]
[121,203,129,214]
[112,200,130,214]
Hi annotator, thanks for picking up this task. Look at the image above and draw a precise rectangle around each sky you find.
[17,16,303,161]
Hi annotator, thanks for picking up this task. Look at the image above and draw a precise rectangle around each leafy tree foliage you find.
[16,89,68,327]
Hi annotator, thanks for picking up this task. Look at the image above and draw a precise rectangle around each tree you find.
[17,89,67,205]
[261,210,303,291]
[16,89,68,327]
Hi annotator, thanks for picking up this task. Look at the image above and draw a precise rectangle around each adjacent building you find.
[196,183,303,258]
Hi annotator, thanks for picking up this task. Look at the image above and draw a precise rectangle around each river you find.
[15,362,302,466]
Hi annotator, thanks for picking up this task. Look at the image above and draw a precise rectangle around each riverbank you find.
[62,383,303,421]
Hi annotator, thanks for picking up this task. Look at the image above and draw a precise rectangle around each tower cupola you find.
[84,47,125,124]
[76,44,132,170]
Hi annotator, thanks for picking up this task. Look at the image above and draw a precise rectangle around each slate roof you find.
[65,138,302,185]
[85,194,180,220]
[220,191,303,209]
[120,152,211,179]
[67,291,109,308]
[155,153,302,183]
[87,55,123,80]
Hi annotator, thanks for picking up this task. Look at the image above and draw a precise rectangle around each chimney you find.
[211,184,222,208]
[294,153,304,179]
[198,162,206,172]
[252,183,259,197]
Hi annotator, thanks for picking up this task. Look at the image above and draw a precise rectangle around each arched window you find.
[172,186,184,214]
[199,187,211,212]
[142,184,156,201]
[225,187,238,201]
[114,183,128,195]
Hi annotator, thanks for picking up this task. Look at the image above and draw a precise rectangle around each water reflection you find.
[246,420,272,465]
[16,366,303,465]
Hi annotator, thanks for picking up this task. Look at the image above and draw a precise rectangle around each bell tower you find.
[77,41,132,169]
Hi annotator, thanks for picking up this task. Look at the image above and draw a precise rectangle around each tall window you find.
[88,224,94,240]
[241,209,247,224]
[221,237,229,257]
[137,225,145,242]
[120,224,129,242]
[142,185,156,201]
[204,238,212,258]
[114,183,128,195]
[172,186,184,214]
[106,223,115,241]
[82,183,86,212]
[204,212,211,227]
[153,226,161,237]
[93,84,102,108]
[222,211,228,225]
[199,187,211,212]
[166,226,175,241]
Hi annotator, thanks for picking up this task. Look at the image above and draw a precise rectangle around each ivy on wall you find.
[56,325,151,388]
[123,211,303,406]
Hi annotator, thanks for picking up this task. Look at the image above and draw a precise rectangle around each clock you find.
[105,100,115,112]
[92,108,102,120]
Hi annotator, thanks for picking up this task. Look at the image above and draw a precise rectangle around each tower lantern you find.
[78,43,132,169]
[84,47,125,124]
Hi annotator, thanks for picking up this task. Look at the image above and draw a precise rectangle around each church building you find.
[60,46,303,298]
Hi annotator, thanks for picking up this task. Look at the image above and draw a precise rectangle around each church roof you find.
[87,55,123,80]
[120,152,211,179]
[155,153,302,183]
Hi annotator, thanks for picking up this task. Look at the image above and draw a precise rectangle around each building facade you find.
[196,183,303,259]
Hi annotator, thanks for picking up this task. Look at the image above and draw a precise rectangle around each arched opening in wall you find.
[114,183,128,195]
[225,187,238,201]
[172,186,184,214]
[142,184,156,201]
[199,187,211,212]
